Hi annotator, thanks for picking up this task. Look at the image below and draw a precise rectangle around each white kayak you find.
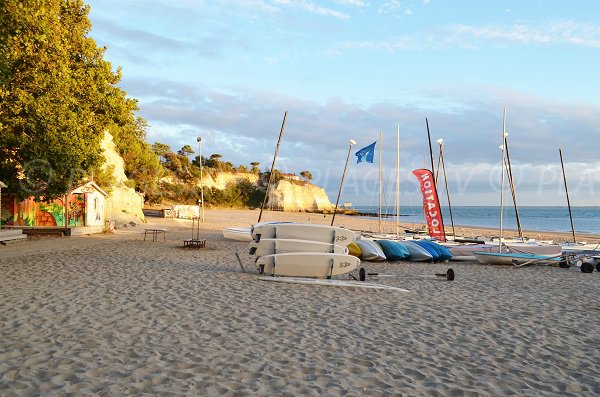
[397,240,434,262]
[354,239,386,261]
[251,223,357,246]
[256,252,360,278]
[258,276,409,292]
[248,238,348,257]
[222,227,253,242]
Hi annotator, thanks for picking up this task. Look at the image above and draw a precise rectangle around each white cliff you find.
[100,132,145,225]
[267,180,333,212]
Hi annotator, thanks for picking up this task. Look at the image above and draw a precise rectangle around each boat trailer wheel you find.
[581,262,594,273]
[435,268,455,281]
[359,267,366,281]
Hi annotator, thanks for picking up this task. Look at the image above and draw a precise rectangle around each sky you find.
[86,0,600,207]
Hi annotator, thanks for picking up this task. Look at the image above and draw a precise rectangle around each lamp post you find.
[197,136,205,223]
[331,139,357,226]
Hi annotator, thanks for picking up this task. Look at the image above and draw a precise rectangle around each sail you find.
[411,168,446,242]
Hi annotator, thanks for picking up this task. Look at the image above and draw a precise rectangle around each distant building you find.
[282,173,303,181]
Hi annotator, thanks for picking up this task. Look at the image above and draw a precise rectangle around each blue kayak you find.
[375,240,410,261]
[413,240,453,261]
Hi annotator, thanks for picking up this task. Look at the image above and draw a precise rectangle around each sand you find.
[1,209,600,396]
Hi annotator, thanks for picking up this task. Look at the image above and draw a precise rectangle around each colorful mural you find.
[0,182,107,228]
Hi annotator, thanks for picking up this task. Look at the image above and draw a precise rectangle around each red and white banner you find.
[411,169,446,242]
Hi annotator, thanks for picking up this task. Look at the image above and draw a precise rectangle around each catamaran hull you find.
[256,252,360,278]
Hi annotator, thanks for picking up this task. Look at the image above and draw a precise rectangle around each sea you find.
[352,206,600,235]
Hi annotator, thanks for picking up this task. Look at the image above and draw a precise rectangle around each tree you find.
[178,145,194,157]
[300,170,313,181]
[152,142,171,162]
[250,162,260,174]
[0,0,140,199]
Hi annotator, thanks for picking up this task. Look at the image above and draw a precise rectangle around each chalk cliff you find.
[202,172,259,190]
[100,132,145,225]
[267,180,333,212]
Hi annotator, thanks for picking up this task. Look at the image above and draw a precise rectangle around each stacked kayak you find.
[354,238,452,262]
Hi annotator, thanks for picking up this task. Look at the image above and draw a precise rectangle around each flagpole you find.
[258,111,287,223]
[331,139,357,226]
[378,129,383,234]
[425,118,436,182]
[559,148,577,243]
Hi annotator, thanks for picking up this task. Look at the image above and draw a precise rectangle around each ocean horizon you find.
[351,205,600,235]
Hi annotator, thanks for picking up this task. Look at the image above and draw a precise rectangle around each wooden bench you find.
[144,228,166,242]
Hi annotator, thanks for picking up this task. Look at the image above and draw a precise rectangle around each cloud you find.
[340,20,600,51]
[116,76,600,205]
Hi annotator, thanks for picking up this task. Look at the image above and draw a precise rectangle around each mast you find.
[438,139,456,237]
[499,109,507,252]
[396,125,400,237]
[502,116,523,240]
[378,129,382,233]
[559,148,577,243]
[331,139,357,226]
[257,111,287,223]
[425,118,436,183]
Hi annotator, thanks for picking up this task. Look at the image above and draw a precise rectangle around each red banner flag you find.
[411,169,446,242]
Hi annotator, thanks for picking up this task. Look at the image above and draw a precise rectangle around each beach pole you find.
[503,127,523,240]
[559,148,577,243]
[437,139,456,237]
[258,111,287,223]
[197,136,205,223]
[331,139,357,226]
[378,129,383,233]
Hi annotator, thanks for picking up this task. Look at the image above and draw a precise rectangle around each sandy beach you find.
[1,209,600,396]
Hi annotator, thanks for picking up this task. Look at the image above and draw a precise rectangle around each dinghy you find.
[256,252,360,278]
[251,223,357,246]
[248,238,348,257]
[473,252,562,266]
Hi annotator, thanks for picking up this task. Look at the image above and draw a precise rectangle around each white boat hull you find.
[252,223,357,246]
[474,252,560,266]
[256,252,360,278]
[223,227,253,242]
[248,238,348,257]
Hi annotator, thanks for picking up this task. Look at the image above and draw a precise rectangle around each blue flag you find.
[355,141,376,163]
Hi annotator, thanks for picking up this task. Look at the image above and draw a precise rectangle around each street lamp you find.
[197,136,205,223]
[331,139,357,226]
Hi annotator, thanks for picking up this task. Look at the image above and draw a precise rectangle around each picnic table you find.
[144,228,166,242]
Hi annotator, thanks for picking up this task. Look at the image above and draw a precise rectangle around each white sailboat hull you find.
[248,238,348,257]
[252,223,357,246]
[256,252,360,278]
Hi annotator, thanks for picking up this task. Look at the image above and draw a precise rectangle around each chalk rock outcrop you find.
[267,180,333,211]
[202,172,259,190]
[101,132,145,225]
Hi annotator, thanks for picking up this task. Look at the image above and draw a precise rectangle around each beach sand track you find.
[1,211,600,396]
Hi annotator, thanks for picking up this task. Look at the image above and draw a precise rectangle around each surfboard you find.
[354,239,387,261]
[222,227,253,242]
[248,238,349,257]
[251,223,357,246]
[255,252,360,278]
[258,276,410,292]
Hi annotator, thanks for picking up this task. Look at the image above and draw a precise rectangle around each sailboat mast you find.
[499,109,507,252]
[378,129,383,234]
[503,121,523,240]
[258,111,288,223]
[396,125,400,237]
[559,148,577,243]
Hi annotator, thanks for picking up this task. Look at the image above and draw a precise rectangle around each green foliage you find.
[300,170,313,181]
[178,145,194,157]
[0,0,138,200]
